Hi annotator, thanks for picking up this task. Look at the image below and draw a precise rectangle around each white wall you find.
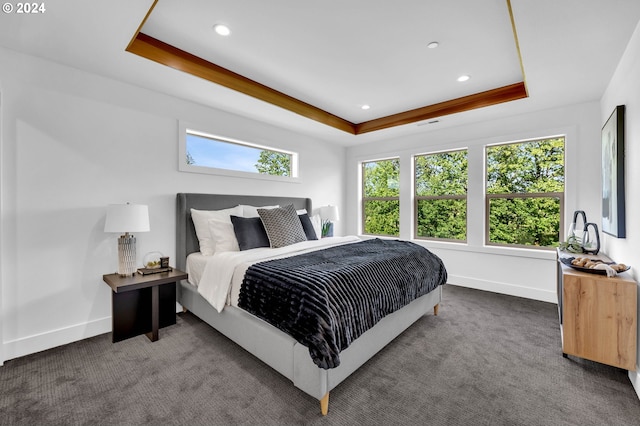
[600,20,640,395]
[0,46,345,362]
[346,101,603,303]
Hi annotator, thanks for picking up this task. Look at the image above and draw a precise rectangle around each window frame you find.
[361,157,400,237]
[413,149,468,243]
[484,137,565,250]
[178,122,299,182]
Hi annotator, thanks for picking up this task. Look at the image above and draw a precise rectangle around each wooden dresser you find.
[557,252,637,370]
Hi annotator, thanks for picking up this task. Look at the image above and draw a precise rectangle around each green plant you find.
[321,220,332,237]
[559,235,583,253]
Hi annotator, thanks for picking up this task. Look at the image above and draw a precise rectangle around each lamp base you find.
[117,233,137,276]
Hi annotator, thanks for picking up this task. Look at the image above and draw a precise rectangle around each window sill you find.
[414,239,557,260]
[358,234,557,261]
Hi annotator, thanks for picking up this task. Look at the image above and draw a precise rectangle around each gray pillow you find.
[230,216,270,250]
[298,213,318,240]
[258,204,308,248]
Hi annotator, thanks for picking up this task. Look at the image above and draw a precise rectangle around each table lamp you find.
[320,205,340,237]
[104,203,150,276]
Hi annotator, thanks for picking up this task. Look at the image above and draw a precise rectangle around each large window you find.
[362,158,400,236]
[415,150,467,241]
[486,137,565,248]
[179,126,298,180]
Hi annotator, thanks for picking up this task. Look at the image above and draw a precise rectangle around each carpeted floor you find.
[1,285,639,425]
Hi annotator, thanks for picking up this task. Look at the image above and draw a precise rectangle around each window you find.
[362,158,400,236]
[414,150,467,241]
[486,137,565,248]
[179,126,298,180]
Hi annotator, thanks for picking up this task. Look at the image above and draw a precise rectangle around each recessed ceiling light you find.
[361,104,371,110]
[213,24,231,36]
[427,41,439,49]
[457,75,470,82]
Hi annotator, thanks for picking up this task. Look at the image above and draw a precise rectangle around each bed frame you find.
[176,193,442,415]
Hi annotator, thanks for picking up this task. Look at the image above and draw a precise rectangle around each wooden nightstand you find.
[557,254,637,370]
[103,268,188,343]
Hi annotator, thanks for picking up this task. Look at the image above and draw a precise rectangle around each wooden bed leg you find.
[320,393,329,416]
[433,304,439,316]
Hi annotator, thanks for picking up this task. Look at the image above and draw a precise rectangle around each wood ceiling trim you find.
[126,0,528,135]
[127,32,356,134]
[354,82,528,134]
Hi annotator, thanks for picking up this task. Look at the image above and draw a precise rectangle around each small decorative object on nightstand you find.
[143,251,164,269]
[320,205,340,237]
[103,268,188,343]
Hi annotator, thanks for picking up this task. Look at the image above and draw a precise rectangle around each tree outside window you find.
[362,158,400,236]
[415,150,467,241]
[486,137,565,248]
[185,130,294,177]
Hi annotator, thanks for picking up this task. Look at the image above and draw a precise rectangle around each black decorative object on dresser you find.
[103,269,188,343]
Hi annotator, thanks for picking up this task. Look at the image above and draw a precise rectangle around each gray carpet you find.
[1,285,639,425]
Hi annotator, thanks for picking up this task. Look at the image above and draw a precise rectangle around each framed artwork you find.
[601,105,625,238]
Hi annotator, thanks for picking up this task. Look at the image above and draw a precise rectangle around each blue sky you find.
[186,133,263,172]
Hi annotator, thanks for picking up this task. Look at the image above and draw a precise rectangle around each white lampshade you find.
[104,203,150,233]
[320,205,340,222]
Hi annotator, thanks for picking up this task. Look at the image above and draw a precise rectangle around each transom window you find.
[179,126,298,180]
[361,158,400,236]
[486,137,565,248]
[414,149,468,241]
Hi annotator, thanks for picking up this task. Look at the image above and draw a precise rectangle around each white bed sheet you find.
[190,236,361,312]
[186,252,208,288]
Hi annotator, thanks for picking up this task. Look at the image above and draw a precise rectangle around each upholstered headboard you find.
[175,193,312,272]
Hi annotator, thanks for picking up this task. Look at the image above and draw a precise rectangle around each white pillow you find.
[191,206,242,255]
[207,219,240,252]
[309,215,322,239]
[240,204,279,218]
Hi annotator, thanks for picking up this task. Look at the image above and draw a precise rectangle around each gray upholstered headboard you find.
[175,193,312,272]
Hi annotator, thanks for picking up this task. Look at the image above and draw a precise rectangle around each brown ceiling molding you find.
[354,82,528,134]
[127,33,356,134]
[126,0,528,135]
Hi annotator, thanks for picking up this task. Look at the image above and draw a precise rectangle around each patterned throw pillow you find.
[258,204,308,248]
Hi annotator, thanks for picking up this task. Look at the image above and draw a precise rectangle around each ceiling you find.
[1,0,639,146]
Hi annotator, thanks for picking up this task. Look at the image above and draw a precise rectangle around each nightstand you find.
[557,253,637,370]
[103,268,188,343]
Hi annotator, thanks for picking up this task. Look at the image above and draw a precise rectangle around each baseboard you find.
[629,369,640,401]
[447,274,557,303]
[2,304,184,363]
[2,316,111,362]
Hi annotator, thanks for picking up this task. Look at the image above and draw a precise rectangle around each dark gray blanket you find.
[237,238,447,369]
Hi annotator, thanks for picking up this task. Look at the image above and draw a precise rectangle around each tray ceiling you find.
[130,0,527,134]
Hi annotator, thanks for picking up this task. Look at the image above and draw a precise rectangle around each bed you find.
[176,193,446,415]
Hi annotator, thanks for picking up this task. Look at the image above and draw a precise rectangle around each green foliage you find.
[487,138,564,194]
[363,159,399,197]
[488,197,561,246]
[415,151,467,196]
[255,150,291,176]
[486,138,564,247]
[559,234,583,253]
[361,138,564,246]
[364,200,399,236]
[417,199,467,240]
[363,159,400,236]
[415,151,467,240]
